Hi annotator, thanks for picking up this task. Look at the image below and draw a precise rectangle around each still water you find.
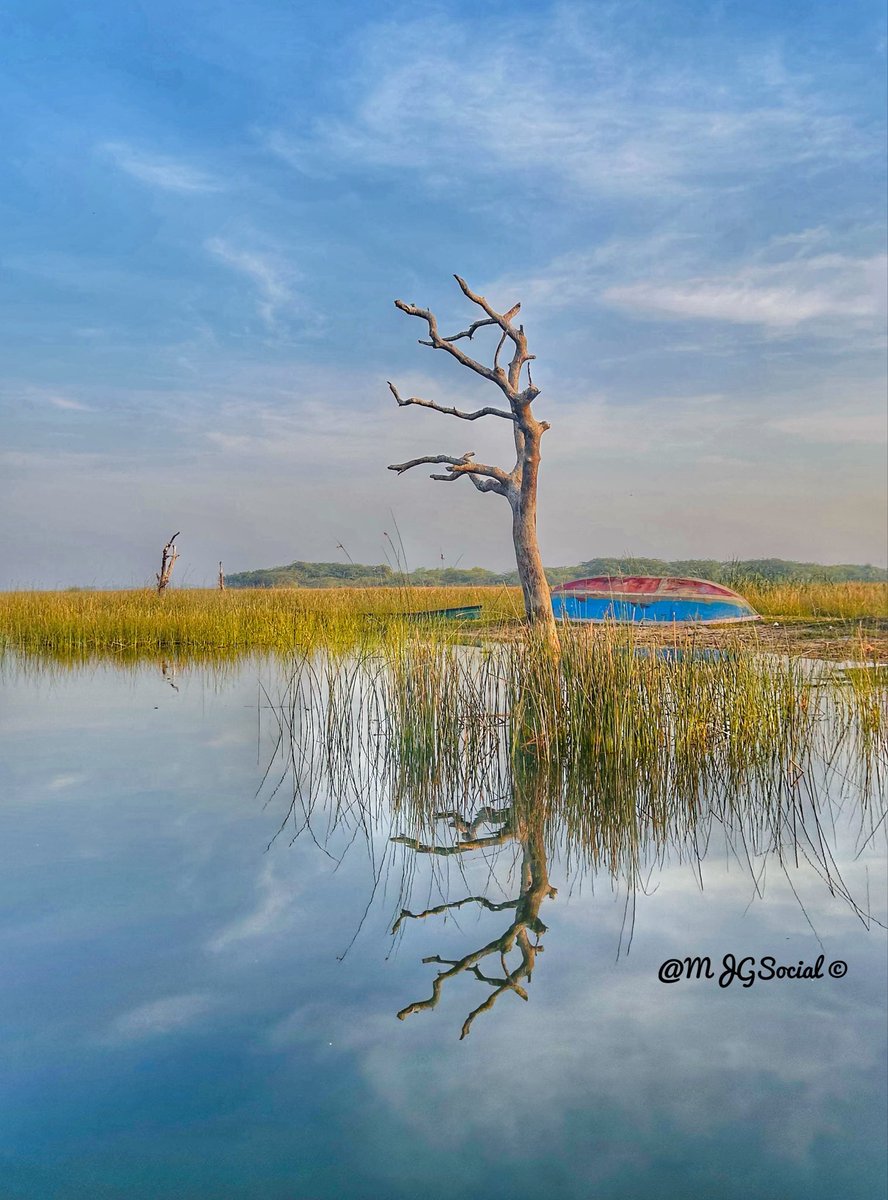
[1,657,885,1199]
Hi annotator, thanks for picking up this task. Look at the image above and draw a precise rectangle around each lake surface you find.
[1,656,885,1199]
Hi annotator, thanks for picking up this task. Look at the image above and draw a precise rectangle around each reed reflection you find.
[263,643,885,1035]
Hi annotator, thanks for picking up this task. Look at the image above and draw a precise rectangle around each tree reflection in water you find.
[392,797,555,1038]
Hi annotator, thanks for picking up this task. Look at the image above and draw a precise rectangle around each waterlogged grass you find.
[3,586,879,795]
[271,628,886,838]
[254,633,886,1038]
[0,585,522,659]
[2,592,882,1010]
[0,580,884,660]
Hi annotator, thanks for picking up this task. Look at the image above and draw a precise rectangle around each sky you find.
[1,0,886,587]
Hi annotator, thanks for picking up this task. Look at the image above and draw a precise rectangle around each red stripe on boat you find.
[551,576,741,599]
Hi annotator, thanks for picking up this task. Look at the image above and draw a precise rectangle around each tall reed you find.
[268,627,886,877]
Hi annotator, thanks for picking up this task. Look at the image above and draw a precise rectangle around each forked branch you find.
[392,277,537,405]
[387,452,512,497]
[393,299,511,398]
[396,926,539,1039]
[392,804,555,1037]
[438,300,520,345]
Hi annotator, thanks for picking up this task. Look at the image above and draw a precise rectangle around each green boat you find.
[400,605,483,622]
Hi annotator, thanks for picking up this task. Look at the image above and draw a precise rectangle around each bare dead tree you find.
[156,532,180,594]
[388,276,558,648]
[218,561,225,591]
[391,801,557,1039]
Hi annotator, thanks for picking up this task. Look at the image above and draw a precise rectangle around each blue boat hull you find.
[551,594,757,624]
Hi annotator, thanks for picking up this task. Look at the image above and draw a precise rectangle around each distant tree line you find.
[225,557,887,589]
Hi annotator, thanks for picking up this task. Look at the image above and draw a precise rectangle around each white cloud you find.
[204,237,298,325]
[10,386,94,413]
[265,15,875,201]
[102,992,214,1042]
[482,236,886,353]
[102,141,223,193]
[47,773,88,791]
[43,393,92,412]
[604,254,887,330]
[206,859,304,953]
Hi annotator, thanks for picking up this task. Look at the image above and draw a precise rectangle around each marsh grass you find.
[250,631,887,1037]
[0,585,523,659]
[741,579,887,620]
[3,583,885,861]
[267,627,885,876]
[0,581,884,660]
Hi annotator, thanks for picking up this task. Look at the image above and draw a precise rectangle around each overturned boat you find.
[550,576,760,624]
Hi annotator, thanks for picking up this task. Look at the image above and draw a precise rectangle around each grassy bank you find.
[742,580,887,620]
[0,582,884,659]
[0,585,520,657]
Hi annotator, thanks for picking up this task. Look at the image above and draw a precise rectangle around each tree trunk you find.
[511,418,559,647]
[156,532,180,595]
[511,495,555,630]
[387,276,560,654]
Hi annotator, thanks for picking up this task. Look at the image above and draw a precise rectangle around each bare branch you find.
[387,381,514,422]
[391,831,515,855]
[468,475,508,495]
[394,299,515,399]
[392,894,520,935]
[444,459,511,485]
[388,453,473,476]
[435,804,515,837]
[436,316,497,342]
[438,301,519,343]
[453,275,521,335]
[388,451,511,493]
[394,920,539,1039]
[449,276,542,403]
[395,930,521,1024]
[460,964,533,1038]
[493,329,508,374]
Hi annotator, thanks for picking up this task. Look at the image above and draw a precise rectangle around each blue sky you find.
[1,0,885,586]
